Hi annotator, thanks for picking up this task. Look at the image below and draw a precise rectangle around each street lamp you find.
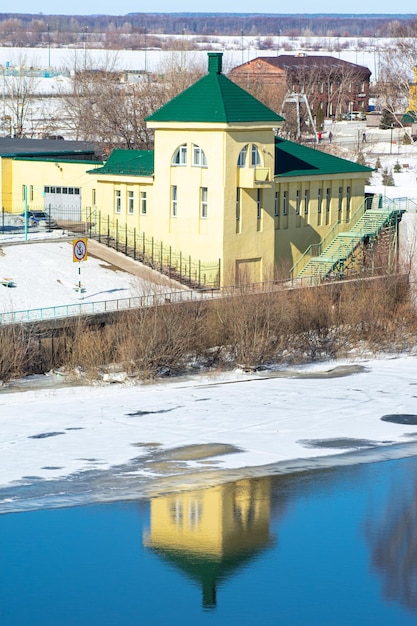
[47,24,51,68]
[276,29,281,56]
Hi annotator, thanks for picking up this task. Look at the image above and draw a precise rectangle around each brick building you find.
[229,55,371,118]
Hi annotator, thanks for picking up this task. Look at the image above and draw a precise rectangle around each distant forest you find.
[0,12,415,47]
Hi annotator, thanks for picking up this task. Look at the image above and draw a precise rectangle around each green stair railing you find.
[290,198,369,279]
[292,204,404,281]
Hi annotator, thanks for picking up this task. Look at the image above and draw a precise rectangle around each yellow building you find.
[91,52,371,285]
[0,54,372,287]
[144,477,274,608]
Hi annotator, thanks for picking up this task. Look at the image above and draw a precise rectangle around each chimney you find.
[208,52,223,74]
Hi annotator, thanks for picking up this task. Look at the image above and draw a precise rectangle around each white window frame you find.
[274,191,279,217]
[256,189,262,219]
[251,144,261,167]
[128,190,134,214]
[238,145,248,167]
[171,185,178,217]
[172,144,187,166]
[283,191,288,216]
[236,188,241,221]
[140,191,147,215]
[192,144,207,167]
[200,187,208,218]
[115,189,121,214]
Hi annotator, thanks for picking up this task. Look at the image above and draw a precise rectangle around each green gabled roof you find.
[274,137,373,177]
[146,53,284,124]
[90,149,154,176]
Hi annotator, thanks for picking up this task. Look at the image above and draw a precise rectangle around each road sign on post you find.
[73,238,88,295]
[73,238,88,262]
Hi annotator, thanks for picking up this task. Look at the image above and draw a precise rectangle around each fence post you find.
[133,227,137,260]
[160,241,163,271]
[125,223,128,255]
[169,246,172,277]
[180,251,182,282]
[142,232,145,259]
[151,237,154,266]
[116,219,119,252]
[107,215,110,247]
[98,211,101,243]
[198,260,201,287]
[189,255,191,284]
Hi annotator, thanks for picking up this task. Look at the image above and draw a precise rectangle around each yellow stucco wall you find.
[144,478,271,557]
[274,175,367,272]
[2,157,101,214]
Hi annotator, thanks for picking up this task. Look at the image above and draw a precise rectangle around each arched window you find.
[192,144,207,167]
[251,144,261,167]
[237,145,248,167]
[238,144,262,168]
[172,144,187,166]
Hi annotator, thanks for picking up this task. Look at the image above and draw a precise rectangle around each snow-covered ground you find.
[0,238,186,321]
[2,356,417,514]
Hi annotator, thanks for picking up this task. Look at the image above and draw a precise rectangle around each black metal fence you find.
[1,206,221,290]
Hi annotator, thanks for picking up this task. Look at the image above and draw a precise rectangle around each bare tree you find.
[1,55,40,137]
[376,21,417,125]
[58,53,205,150]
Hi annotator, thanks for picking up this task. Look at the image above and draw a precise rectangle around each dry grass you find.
[1,275,416,383]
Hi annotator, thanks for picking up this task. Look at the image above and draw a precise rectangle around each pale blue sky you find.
[11,1,417,16]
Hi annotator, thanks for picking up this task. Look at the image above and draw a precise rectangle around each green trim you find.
[12,156,103,165]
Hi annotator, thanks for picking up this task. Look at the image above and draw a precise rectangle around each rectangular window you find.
[140,191,147,215]
[56,187,61,194]
[304,190,309,214]
[346,186,351,212]
[274,191,279,217]
[326,188,331,212]
[22,185,25,201]
[62,187,68,194]
[236,188,241,221]
[317,188,322,213]
[115,189,121,214]
[128,190,134,214]
[92,188,96,205]
[296,190,300,215]
[30,185,33,201]
[338,187,343,215]
[44,186,50,194]
[283,191,288,215]
[68,188,74,194]
[200,187,208,218]
[256,189,262,219]
[74,188,80,195]
[171,185,177,217]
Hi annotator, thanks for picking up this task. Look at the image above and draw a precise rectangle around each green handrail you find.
[290,197,369,279]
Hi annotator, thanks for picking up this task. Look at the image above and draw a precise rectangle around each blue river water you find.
[1,455,417,625]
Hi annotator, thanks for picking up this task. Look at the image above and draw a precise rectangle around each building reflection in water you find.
[367,472,417,612]
[143,477,278,609]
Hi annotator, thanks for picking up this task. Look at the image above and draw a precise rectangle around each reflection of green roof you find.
[149,545,270,609]
[146,53,284,124]
[274,137,373,177]
[91,149,154,176]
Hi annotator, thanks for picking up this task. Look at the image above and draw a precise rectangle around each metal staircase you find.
[291,203,405,282]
